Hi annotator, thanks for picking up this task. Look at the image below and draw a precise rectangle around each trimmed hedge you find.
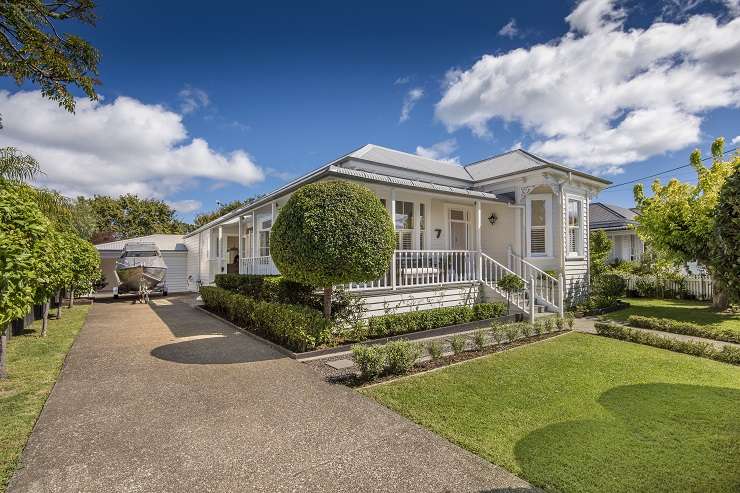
[628,315,739,344]
[352,339,422,380]
[594,321,740,366]
[214,273,316,306]
[367,302,507,338]
[200,286,331,352]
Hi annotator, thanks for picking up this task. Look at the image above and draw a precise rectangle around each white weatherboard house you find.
[184,145,611,319]
[589,202,645,263]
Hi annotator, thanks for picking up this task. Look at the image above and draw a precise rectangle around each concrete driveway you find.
[9,296,535,493]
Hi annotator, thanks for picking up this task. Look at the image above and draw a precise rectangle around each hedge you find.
[594,321,740,366]
[366,302,507,339]
[627,315,739,344]
[200,286,331,352]
[214,273,316,306]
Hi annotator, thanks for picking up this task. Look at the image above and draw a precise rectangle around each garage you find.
[95,234,190,294]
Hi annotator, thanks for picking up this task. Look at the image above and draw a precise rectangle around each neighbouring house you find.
[589,202,645,263]
[184,145,610,319]
[95,234,190,293]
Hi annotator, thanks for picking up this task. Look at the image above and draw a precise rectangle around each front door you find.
[449,208,469,250]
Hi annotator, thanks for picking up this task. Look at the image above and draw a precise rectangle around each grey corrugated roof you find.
[95,234,187,252]
[464,149,611,184]
[589,203,638,230]
[350,144,472,181]
[327,166,506,202]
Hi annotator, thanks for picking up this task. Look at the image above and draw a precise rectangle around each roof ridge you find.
[463,148,522,168]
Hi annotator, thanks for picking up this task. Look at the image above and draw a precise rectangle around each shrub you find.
[473,330,486,351]
[490,325,506,344]
[532,320,543,336]
[498,274,525,313]
[544,317,555,333]
[565,312,575,330]
[200,286,331,352]
[627,315,739,344]
[365,303,505,340]
[503,323,520,342]
[520,323,532,338]
[450,335,466,354]
[426,340,443,360]
[352,344,386,380]
[270,180,395,318]
[594,321,740,366]
[214,273,316,306]
[384,340,422,375]
[634,277,656,298]
[591,273,626,307]
[472,302,507,320]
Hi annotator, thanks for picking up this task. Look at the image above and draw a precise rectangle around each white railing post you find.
[507,245,513,271]
[558,274,565,316]
[391,250,397,290]
[529,276,536,324]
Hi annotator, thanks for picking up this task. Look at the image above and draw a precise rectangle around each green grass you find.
[603,297,740,328]
[363,333,740,493]
[0,306,90,492]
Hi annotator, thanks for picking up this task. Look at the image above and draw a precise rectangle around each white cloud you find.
[168,199,202,214]
[732,135,740,144]
[0,90,265,198]
[394,76,411,85]
[498,19,519,38]
[508,141,524,151]
[436,0,740,171]
[400,87,424,123]
[415,139,460,163]
[178,85,210,114]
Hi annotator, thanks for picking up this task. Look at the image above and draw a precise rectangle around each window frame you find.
[565,194,585,258]
[526,194,552,258]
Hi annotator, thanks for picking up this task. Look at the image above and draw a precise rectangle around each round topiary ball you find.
[271,180,395,290]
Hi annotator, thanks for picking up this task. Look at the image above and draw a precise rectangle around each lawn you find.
[362,333,740,493]
[602,298,740,337]
[0,305,90,492]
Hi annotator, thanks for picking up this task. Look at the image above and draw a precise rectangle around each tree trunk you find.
[56,290,62,319]
[41,300,50,337]
[0,324,8,379]
[323,286,333,320]
[68,288,74,308]
[711,282,729,310]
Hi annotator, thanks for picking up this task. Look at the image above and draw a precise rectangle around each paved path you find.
[10,296,535,493]
[575,317,739,349]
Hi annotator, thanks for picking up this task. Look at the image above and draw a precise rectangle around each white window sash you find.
[526,194,552,258]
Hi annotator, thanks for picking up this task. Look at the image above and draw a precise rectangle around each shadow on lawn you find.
[514,383,740,493]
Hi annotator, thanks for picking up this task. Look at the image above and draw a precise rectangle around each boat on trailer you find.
[114,242,168,302]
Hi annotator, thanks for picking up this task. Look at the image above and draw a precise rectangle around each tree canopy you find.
[710,160,740,303]
[589,230,612,281]
[270,181,395,317]
[0,0,100,115]
[634,137,737,307]
[194,197,261,227]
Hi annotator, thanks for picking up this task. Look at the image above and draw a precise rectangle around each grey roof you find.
[589,203,639,230]
[465,149,612,184]
[95,234,187,252]
[327,166,506,202]
[350,144,472,181]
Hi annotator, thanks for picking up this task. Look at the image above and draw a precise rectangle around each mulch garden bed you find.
[308,330,570,388]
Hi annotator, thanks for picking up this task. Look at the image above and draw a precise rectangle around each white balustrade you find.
[240,256,280,275]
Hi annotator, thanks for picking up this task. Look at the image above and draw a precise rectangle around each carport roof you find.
[95,234,188,252]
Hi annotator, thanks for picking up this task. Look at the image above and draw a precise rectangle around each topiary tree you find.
[66,233,102,307]
[497,274,525,314]
[710,162,740,303]
[271,180,395,318]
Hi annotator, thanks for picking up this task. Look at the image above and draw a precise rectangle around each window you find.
[448,208,469,250]
[395,201,414,250]
[530,200,546,255]
[630,235,636,261]
[258,217,272,257]
[567,198,583,256]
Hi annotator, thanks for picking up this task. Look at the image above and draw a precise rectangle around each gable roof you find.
[464,149,611,184]
[349,144,472,181]
[95,234,187,252]
[589,202,639,230]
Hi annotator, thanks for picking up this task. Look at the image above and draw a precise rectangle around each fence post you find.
[558,274,565,317]
[391,251,397,291]
[507,245,512,271]
[529,276,536,324]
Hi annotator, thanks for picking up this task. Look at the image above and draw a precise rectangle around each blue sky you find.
[0,0,738,222]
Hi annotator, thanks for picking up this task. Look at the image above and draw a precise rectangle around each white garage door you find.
[162,252,189,293]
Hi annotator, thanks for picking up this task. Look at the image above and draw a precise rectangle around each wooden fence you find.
[624,275,713,301]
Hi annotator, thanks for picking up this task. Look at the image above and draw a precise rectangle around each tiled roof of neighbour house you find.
[589,203,639,230]
[464,149,612,184]
[349,144,473,181]
[94,234,187,252]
